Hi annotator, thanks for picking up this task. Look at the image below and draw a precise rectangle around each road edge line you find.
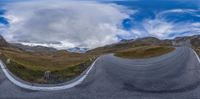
[0,58,99,91]
[192,49,200,63]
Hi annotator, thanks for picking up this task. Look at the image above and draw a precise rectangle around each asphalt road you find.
[0,47,200,99]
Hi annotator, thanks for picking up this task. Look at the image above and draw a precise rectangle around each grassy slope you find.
[2,50,92,71]
[0,48,95,84]
[197,47,200,53]
[88,37,172,55]
[190,37,200,57]
[0,37,173,84]
[114,46,175,59]
[5,58,93,84]
[194,47,200,57]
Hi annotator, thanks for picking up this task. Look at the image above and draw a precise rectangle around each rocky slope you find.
[0,35,9,47]
[11,43,57,53]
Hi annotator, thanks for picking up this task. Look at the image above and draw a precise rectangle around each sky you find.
[0,0,200,49]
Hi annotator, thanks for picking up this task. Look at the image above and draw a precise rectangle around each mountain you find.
[173,35,200,47]
[0,35,58,53]
[67,47,89,53]
[1,34,200,55]
[0,35,9,47]
[11,43,58,53]
[190,36,200,47]
[87,37,173,55]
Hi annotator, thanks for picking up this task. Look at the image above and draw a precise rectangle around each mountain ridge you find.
[0,35,200,54]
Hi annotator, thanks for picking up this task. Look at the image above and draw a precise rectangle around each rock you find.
[0,35,9,47]
[44,71,51,80]
[6,59,10,64]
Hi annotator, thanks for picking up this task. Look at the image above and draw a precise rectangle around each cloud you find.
[157,8,199,18]
[158,9,196,15]
[122,9,200,39]
[2,1,134,49]
[1,1,200,49]
[142,19,174,38]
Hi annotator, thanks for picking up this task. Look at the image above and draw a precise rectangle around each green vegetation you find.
[194,47,200,57]
[114,46,175,59]
[88,37,172,55]
[191,38,200,57]
[0,36,174,84]
[0,48,95,84]
[2,49,94,71]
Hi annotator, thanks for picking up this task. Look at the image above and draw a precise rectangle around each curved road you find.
[0,47,200,99]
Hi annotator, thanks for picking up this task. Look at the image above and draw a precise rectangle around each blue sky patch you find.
[0,0,199,48]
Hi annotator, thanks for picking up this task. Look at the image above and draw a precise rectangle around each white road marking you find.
[192,50,200,63]
[0,58,98,91]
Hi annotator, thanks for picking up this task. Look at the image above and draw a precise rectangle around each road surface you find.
[0,47,200,99]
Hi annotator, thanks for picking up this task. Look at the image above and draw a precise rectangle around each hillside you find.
[11,43,58,53]
[114,46,175,59]
[0,34,200,84]
[171,35,200,56]
[88,37,172,55]
[0,35,9,47]
[190,35,200,56]
[0,35,95,83]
